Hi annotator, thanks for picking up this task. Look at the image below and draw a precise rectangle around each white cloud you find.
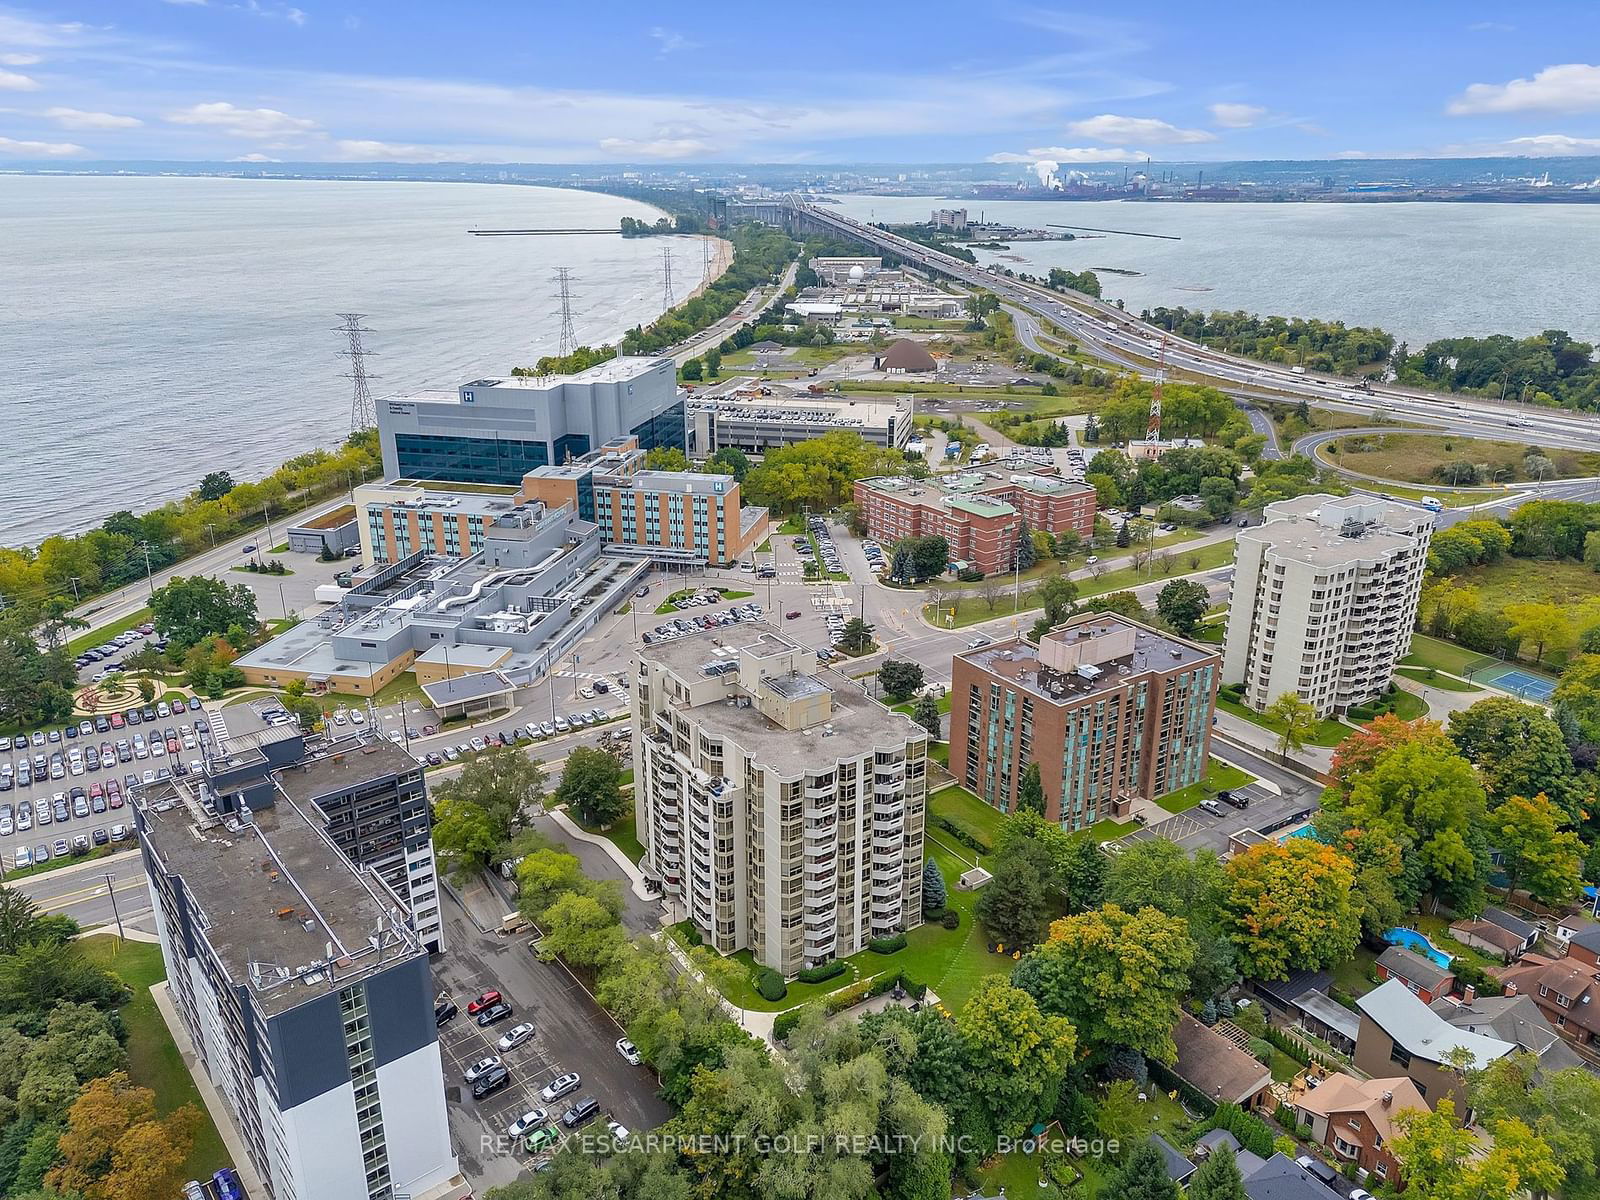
[598,136,717,159]
[0,134,85,156]
[1209,102,1266,129]
[0,68,39,91]
[286,7,306,26]
[44,106,143,130]
[0,53,41,66]
[230,152,279,161]
[1066,114,1216,144]
[989,145,1147,163]
[165,101,317,138]
[1448,63,1600,115]
[1332,149,1370,158]
[331,138,476,162]
[1504,133,1600,153]
[648,27,694,55]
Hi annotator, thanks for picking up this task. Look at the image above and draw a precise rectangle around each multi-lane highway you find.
[795,201,1600,454]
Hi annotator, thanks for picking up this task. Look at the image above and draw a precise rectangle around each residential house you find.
[1496,956,1600,1065]
[1563,925,1600,969]
[1150,1134,1197,1189]
[1374,945,1456,1004]
[1430,992,1585,1075]
[1171,1012,1274,1110]
[1248,969,1358,1054]
[1240,1152,1347,1200]
[1193,1129,1267,1178]
[1292,1073,1426,1191]
[1481,907,1539,956]
[1449,919,1529,963]
[1553,913,1599,953]
[1354,979,1516,1113]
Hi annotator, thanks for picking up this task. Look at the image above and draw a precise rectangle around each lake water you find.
[0,177,707,544]
[828,194,1600,348]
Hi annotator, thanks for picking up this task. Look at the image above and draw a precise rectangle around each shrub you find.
[773,1009,806,1042]
[932,816,992,855]
[922,905,949,923]
[797,960,847,985]
[684,927,703,947]
[1205,1103,1277,1158]
[755,967,787,1002]
[825,981,874,1015]
[869,933,908,955]
[1248,1037,1274,1063]
[956,567,985,582]
[940,909,960,930]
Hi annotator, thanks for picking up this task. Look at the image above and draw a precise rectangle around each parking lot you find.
[1110,781,1310,856]
[434,888,671,1193]
[0,697,215,872]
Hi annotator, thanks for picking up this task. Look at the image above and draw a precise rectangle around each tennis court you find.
[1466,659,1557,702]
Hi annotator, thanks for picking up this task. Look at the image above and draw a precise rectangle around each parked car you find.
[541,1072,581,1103]
[471,1065,511,1099]
[615,1038,642,1066]
[466,989,503,1014]
[507,1109,550,1139]
[561,1098,599,1129]
[497,1022,536,1051]
[524,1123,561,1154]
[475,1001,513,1027]
[463,1056,502,1083]
[434,1000,458,1026]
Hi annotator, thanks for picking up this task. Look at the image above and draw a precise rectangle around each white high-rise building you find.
[136,776,465,1200]
[1222,494,1434,718]
[632,623,928,976]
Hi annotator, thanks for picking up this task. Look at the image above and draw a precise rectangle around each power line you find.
[552,268,578,359]
[334,313,380,434]
[659,246,675,310]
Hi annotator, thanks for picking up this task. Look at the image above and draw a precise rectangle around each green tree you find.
[1187,1142,1248,1200]
[840,616,875,654]
[1013,903,1195,1063]
[910,693,942,739]
[1504,601,1571,664]
[878,659,924,702]
[429,794,499,882]
[555,746,626,827]
[1105,1138,1179,1200]
[974,846,1052,950]
[1013,519,1037,570]
[704,446,749,481]
[196,470,235,501]
[1490,793,1583,905]
[1155,578,1210,636]
[537,891,626,970]
[1106,839,1227,924]
[430,745,547,844]
[1553,654,1600,742]
[149,575,258,652]
[921,859,947,913]
[680,357,704,382]
[1016,762,1046,815]
[1223,839,1361,980]
[1261,691,1318,759]
[1447,697,1582,815]
[1392,1099,1562,1200]
[644,446,691,472]
[1471,1056,1600,1198]
[956,977,1076,1136]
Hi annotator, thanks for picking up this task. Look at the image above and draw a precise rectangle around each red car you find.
[785,610,802,620]
[466,989,503,1015]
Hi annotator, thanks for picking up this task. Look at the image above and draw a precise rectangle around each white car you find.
[463,1056,502,1083]
[579,686,595,700]
[607,1119,631,1143]
[348,710,365,724]
[13,846,30,869]
[540,1072,580,1102]
[497,1022,536,1051]
[615,1038,642,1066]
[507,1109,549,1139]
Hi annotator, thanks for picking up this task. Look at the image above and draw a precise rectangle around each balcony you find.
[871,877,901,899]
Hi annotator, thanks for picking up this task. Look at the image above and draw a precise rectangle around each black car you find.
[125,709,142,725]
[561,1097,598,1129]
[471,1064,511,1099]
[1217,790,1250,810]
[91,827,109,846]
[141,707,157,722]
[435,1000,458,1026]
[475,1001,513,1027]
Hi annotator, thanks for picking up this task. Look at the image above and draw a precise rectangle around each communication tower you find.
[1148,335,1167,440]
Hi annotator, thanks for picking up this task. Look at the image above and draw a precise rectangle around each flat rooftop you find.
[462,355,670,390]
[695,392,909,427]
[359,483,526,518]
[640,623,924,771]
[1239,514,1419,568]
[139,779,420,1018]
[956,614,1217,704]
[274,732,421,807]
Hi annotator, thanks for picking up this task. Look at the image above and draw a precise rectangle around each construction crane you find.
[1148,335,1167,440]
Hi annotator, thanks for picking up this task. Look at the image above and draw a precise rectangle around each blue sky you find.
[1,1,1598,163]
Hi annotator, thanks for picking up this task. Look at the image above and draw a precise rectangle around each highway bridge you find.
[776,196,1600,457]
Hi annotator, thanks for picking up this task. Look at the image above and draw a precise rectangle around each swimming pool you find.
[1384,927,1453,969]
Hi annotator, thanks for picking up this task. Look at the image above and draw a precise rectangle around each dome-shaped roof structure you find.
[881,338,937,373]
[847,264,866,282]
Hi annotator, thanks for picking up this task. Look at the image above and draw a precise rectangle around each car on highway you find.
[463,1055,502,1083]
[541,1072,581,1103]
[497,1022,536,1051]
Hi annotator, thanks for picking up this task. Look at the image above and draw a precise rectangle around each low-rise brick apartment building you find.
[948,612,1219,831]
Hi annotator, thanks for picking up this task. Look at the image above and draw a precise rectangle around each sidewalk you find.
[1213,711,1335,774]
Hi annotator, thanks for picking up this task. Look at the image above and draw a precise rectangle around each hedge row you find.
[1261,1023,1340,1073]
[773,970,930,1042]
[796,960,847,985]
[869,933,908,954]
[932,815,991,856]
[1205,1102,1277,1159]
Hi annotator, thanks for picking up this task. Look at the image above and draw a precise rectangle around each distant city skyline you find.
[0,3,1598,164]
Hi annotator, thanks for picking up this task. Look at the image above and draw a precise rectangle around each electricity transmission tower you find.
[552,268,578,359]
[659,246,675,309]
[701,234,712,284]
[334,313,379,433]
[1148,335,1167,440]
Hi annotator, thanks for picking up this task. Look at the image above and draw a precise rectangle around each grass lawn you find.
[1395,666,1480,692]
[66,608,153,657]
[929,742,949,767]
[1158,758,1254,814]
[1400,633,1485,676]
[1387,689,1430,719]
[1217,694,1351,748]
[1069,816,1142,844]
[1456,558,1600,615]
[928,783,1005,849]
[1331,945,1380,1000]
[1411,913,1503,972]
[320,672,428,709]
[1325,431,1600,485]
[778,514,805,534]
[78,935,231,1181]
[890,692,952,716]
[576,809,644,865]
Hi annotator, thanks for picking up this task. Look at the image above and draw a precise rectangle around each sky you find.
[1,2,1599,164]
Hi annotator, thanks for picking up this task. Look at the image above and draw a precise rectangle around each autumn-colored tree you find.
[1013,904,1195,1063]
[50,1071,201,1200]
[1392,1099,1563,1200]
[1328,715,1449,799]
[1223,839,1361,980]
[1490,793,1583,905]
